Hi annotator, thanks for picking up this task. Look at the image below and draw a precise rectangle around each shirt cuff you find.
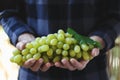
[89,31,115,53]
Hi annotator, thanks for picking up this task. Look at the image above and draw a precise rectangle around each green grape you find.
[56,48,62,55]
[82,51,90,60]
[42,55,49,63]
[63,44,70,50]
[30,48,37,54]
[53,56,61,63]
[21,49,29,56]
[65,38,72,45]
[10,56,15,62]
[25,43,33,49]
[62,50,68,57]
[57,41,63,49]
[22,56,26,62]
[88,43,94,50]
[38,45,49,52]
[26,54,33,60]
[35,37,41,42]
[54,33,58,37]
[81,43,89,51]
[65,32,72,38]
[33,53,41,60]
[57,33,65,41]
[31,41,40,49]
[69,49,76,57]
[62,56,69,60]
[58,29,65,34]
[47,34,56,40]
[46,38,51,45]
[17,61,24,66]
[39,37,46,45]
[74,45,81,53]
[50,39,58,45]
[14,54,22,64]
[51,45,57,51]
[47,49,53,56]
[71,38,77,44]
[12,48,21,56]
[75,52,82,59]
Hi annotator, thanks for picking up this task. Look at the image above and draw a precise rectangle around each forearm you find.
[0,10,35,45]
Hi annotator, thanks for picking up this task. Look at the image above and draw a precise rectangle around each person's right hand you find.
[16,33,53,72]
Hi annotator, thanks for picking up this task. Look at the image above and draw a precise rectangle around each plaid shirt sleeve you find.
[0,10,35,45]
[89,0,119,52]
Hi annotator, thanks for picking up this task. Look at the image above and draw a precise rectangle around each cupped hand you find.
[23,58,53,72]
[15,33,53,72]
[54,48,100,71]
[54,35,104,71]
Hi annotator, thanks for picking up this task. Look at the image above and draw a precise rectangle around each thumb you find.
[91,48,100,57]
[16,41,27,50]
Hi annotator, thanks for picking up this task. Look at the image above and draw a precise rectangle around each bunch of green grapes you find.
[10,29,95,65]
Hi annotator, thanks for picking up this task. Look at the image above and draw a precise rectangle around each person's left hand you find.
[54,35,104,71]
[54,48,99,71]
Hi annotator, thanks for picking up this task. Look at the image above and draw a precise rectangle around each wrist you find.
[90,36,105,49]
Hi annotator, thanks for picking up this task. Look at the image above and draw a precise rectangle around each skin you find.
[16,33,105,72]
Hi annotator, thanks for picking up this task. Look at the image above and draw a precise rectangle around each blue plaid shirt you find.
[0,0,119,80]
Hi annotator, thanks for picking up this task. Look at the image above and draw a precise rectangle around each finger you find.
[54,62,66,69]
[16,41,26,50]
[70,58,89,70]
[40,63,53,72]
[61,59,76,71]
[30,58,44,71]
[23,58,36,68]
[91,48,100,57]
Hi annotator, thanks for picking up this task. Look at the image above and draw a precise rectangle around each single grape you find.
[57,41,63,49]
[47,48,53,56]
[75,52,82,59]
[39,37,46,45]
[30,48,37,54]
[62,50,68,57]
[57,33,65,42]
[56,48,62,55]
[22,49,29,56]
[81,43,89,51]
[47,34,56,40]
[82,51,90,60]
[26,54,33,60]
[69,49,76,57]
[35,37,41,42]
[12,48,21,56]
[10,56,15,62]
[63,44,70,50]
[14,54,22,64]
[31,41,40,49]
[25,43,33,49]
[22,56,26,62]
[65,32,72,38]
[38,45,49,52]
[58,29,65,34]
[62,56,69,60]
[50,39,58,45]
[74,45,81,53]
[42,55,49,63]
[53,56,61,63]
[33,53,41,60]
[65,38,72,45]
[71,38,77,44]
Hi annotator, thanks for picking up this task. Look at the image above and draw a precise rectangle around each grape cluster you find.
[10,29,94,65]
